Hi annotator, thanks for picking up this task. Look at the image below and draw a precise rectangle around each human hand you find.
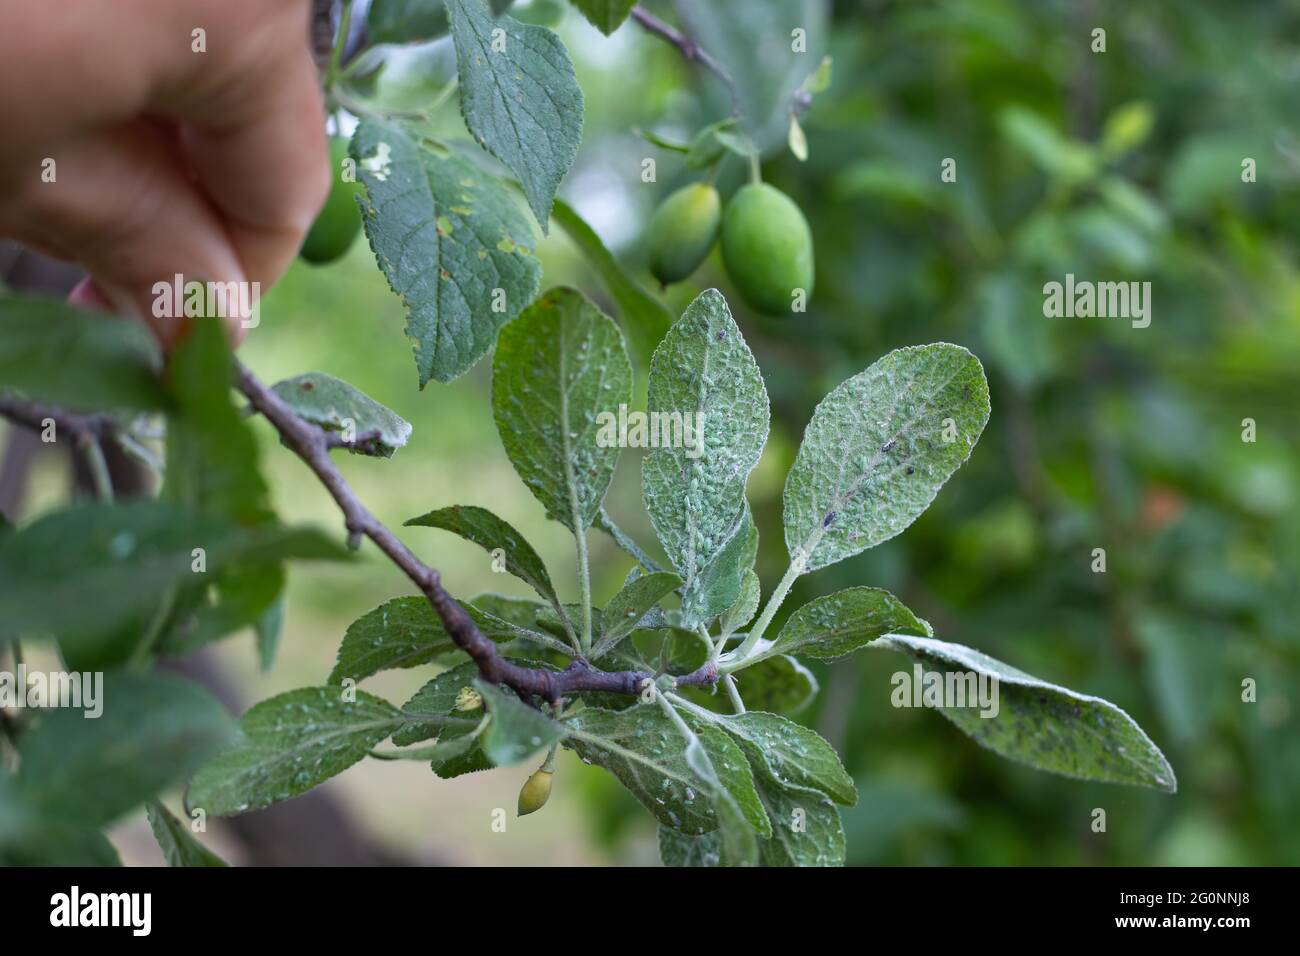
[0,0,330,344]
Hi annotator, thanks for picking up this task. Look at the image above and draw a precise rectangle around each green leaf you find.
[566,704,765,840]
[187,688,409,816]
[0,293,167,411]
[599,627,705,678]
[393,661,483,745]
[719,569,760,638]
[528,604,602,654]
[0,501,346,669]
[727,655,818,714]
[430,720,497,777]
[405,505,561,609]
[1100,101,1155,158]
[0,819,122,867]
[1,767,121,866]
[550,200,674,365]
[159,561,286,658]
[351,119,542,386]
[446,0,583,230]
[684,118,736,169]
[270,372,412,457]
[680,503,758,629]
[746,586,930,666]
[677,707,767,859]
[569,0,635,34]
[329,596,457,684]
[474,679,568,764]
[800,54,832,94]
[373,719,489,763]
[643,290,768,624]
[783,344,990,573]
[367,0,450,44]
[146,801,228,867]
[492,287,632,533]
[870,633,1178,793]
[256,590,286,672]
[16,672,232,826]
[788,114,808,161]
[658,826,722,867]
[164,318,270,524]
[716,711,856,806]
[592,570,683,657]
[638,128,690,153]
[468,592,548,628]
[999,106,1098,184]
[160,319,294,658]
[466,597,574,655]
[755,776,845,866]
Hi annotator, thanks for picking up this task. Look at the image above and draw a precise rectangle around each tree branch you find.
[630,5,738,112]
[231,362,717,705]
[0,393,115,447]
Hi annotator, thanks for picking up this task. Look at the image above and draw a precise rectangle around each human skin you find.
[0,0,330,344]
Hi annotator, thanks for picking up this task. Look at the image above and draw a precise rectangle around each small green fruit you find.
[646,183,721,286]
[300,136,364,265]
[517,768,554,816]
[720,183,814,316]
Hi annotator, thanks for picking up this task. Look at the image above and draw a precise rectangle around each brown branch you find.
[0,393,115,448]
[232,361,716,705]
[630,5,738,113]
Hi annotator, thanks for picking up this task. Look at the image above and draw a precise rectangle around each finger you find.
[4,122,249,346]
[67,276,113,311]
[156,0,331,291]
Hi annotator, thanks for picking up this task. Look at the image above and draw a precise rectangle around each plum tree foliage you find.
[0,0,1175,868]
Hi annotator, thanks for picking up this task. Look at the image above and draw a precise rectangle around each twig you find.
[630,5,738,113]
[0,394,115,444]
[233,361,718,705]
[0,393,119,499]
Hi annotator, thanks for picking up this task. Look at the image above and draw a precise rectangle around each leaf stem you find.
[748,151,762,185]
[722,675,746,714]
[540,741,559,773]
[576,526,593,654]
[128,586,178,670]
[331,87,432,126]
[326,0,353,91]
[80,438,114,503]
[655,687,694,741]
[723,554,804,671]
